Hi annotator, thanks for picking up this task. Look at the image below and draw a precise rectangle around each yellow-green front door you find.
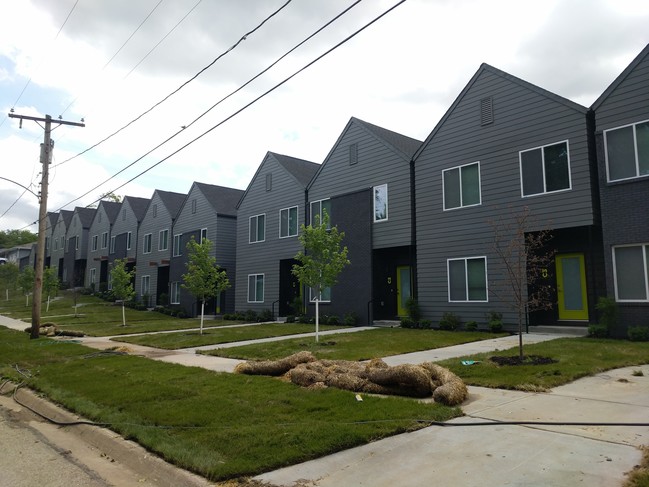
[556,254,589,321]
[396,266,412,317]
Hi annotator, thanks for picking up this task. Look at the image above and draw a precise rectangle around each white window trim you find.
[612,243,649,302]
[373,184,389,222]
[126,231,132,251]
[604,119,649,183]
[141,275,150,296]
[173,234,182,257]
[309,286,331,303]
[279,206,299,238]
[170,281,181,304]
[447,256,489,303]
[91,235,98,252]
[249,214,266,244]
[442,162,482,211]
[159,229,169,251]
[101,232,108,249]
[143,233,152,254]
[519,139,572,197]
[310,199,331,227]
[247,273,264,303]
[89,268,96,285]
[110,235,116,254]
[200,228,208,244]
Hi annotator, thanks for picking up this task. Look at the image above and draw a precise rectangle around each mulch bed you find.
[489,355,558,366]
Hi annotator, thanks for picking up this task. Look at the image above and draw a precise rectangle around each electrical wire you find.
[53,0,293,168]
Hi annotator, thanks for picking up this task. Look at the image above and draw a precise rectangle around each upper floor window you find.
[266,173,272,192]
[101,232,108,249]
[349,143,358,165]
[159,229,169,251]
[91,235,98,252]
[310,199,331,227]
[152,204,157,218]
[200,228,208,243]
[374,184,388,222]
[126,231,132,250]
[249,214,265,243]
[122,209,126,221]
[447,256,487,302]
[173,234,182,257]
[613,244,649,302]
[143,233,152,254]
[279,207,298,238]
[520,141,571,197]
[191,199,197,214]
[443,162,481,210]
[605,120,649,182]
[110,236,116,254]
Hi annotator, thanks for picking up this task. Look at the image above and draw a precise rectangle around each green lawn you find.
[439,337,649,391]
[201,328,509,361]
[114,322,346,349]
[0,327,460,481]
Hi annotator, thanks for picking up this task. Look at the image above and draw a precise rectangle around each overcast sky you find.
[1,0,648,232]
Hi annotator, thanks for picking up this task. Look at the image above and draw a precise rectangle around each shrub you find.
[465,321,478,331]
[400,317,415,329]
[439,312,460,331]
[588,323,608,338]
[158,293,169,306]
[405,297,421,322]
[628,326,649,342]
[344,312,359,326]
[420,319,432,329]
[177,310,187,319]
[298,315,310,324]
[285,315,295,323]
[487,311,503,333]
[327,315,340,325]
[244,310,257,322]
[258,309,274,322]
[595,297,617,334]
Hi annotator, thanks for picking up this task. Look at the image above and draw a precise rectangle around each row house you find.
[108,196,150,281]
[85,200,121,291]
[49,209,73,282]
[63,207,95,286]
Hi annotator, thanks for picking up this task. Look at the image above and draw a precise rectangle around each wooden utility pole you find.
[8,113,84,339]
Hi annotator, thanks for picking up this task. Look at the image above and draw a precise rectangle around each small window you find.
[310,286,331,303]
[173,234,183,257]
[122,209,126,221]
[143,233,152,254]
[373,184,388,222]
[200,228,208,244]
[170,282,181,304]
[101,232,108,249]
[520,141,571,197]
[98,213,102,223]
[191,199,197,214]
[159,229,169,251]
[349,143,358,165]
[613,244,649,302]
[480,96,494,126]
[91,235,98,252]
[75,236,79,251]
[152,204,157,218]
[310,199,331,227]
[447,257,488,302]
[604,120,649,182]
[126,231,132,250]
[248,274,264,303]
[110,236,116,254]
[443,162,481,210]
[279,207,298,238]
[266,173,272,192]
[249,214,265,243]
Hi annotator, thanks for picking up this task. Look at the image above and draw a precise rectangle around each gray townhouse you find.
[235,153,319,317]
[63,207,96,287]
[49,209,73,282]
[42,212,58,269]
[85,200,121,291]
[170,182,243,317]
[412,63,605,327]
[108,196,150,287]
[135,190,186,307]
[305,117,422,323]
[591,43,649,335]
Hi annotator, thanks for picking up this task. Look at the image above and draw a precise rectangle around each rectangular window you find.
[249,214,265,243]
[374,184,388,222]
[122,209,126,221]
[447,257,488,302]
[126,231,132,250]
[143,233,152,254]
[191,199,197,214]
[107,273,112,291]
[54,239,58,251]
[443,162,481,210]
[89,268,96,285]
[310,199,331,227]
[279,206,298,238]
[266,173,272,191]
[248,274,264,303]
[65,238,69,252]
[310,286,331,303]
[613,244,649,302]
[349,143,358,165]
[110,236,116,254]
[141,275,150,297]
[170,281,181,304]
[101,232,108,249]
[520,141,571,196]
[605,120,649,182]
[200,228,208,244]
[173,234,182,257]
[75,236,79,251]
[152,204,157,218]
[91,235,98,252]
[159,229,169,251]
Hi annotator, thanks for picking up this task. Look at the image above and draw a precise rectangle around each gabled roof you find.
[46,212,59,230]
[74,207,96,228]
[99,200,121,224]
[413,63,588,161]
[58,209,73,228]
[154,190,187,220]
[123,196,151,222]
[591,43,649,111]
[194,182,244,216]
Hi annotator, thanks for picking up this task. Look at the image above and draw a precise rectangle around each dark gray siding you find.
[86,205,112,289]
[414,66,595,325]
[110,197,147,265]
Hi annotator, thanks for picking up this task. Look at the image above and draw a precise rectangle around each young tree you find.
[292,212,350,342]
[490,206,554,361]
[0,262,20,300]
[110,258,135,327]
[42,267,60,312]
[182,237,230,335]
[17,266,35,307]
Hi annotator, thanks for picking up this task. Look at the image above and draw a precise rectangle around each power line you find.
[54,0,293,168]
[56,0,364,209]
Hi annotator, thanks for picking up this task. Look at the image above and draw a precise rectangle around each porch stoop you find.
[373,320,401,328]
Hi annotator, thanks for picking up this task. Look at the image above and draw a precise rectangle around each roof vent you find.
[349,143,358,165]
[480,96,494,126]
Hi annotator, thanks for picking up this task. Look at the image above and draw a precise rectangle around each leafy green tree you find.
[0,229,37,247]
[182,237,230,335]
[110,258,135,326]
[0,262,20,300]
[17,266,35,307]
[42,267,60,312]
[292,212,350,342]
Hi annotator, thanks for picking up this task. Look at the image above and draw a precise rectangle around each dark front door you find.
[279,259,300,316]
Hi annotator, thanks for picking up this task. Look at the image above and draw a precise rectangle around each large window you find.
[143,233,152,254]
[170,281,181,304]
[173,234,182,257]
[279,206,298,238]
[605,120,649,182]
[613,244,649,302]
[310,286,331,303]
[447,257,487,302]
[159,229,169,251]
[443,162,481,210]
[374,184,388,222]
[310,199,331,227]
[520,141,571,196]
[249,214,265,243]
[248,274,264,303]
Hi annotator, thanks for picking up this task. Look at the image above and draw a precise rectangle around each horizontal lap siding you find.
[235,155,307,313]
[86,206,111,287]
[110,201,140,263]
[415,68,593,324]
